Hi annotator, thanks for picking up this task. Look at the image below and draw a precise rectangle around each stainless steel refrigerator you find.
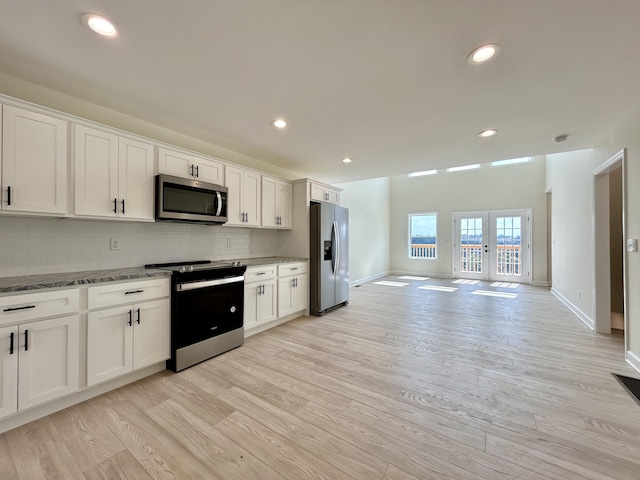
[310,203,349,316]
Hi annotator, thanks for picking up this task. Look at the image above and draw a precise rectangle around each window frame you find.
[408,212,438,260]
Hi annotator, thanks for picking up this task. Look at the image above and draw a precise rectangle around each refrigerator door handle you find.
[333,220,340,274]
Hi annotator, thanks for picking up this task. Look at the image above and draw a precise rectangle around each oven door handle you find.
[176,275,245,291]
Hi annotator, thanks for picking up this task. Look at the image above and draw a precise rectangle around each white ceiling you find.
[1,0,639,183]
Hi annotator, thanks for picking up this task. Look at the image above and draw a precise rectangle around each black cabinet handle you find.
[190,165,194,177]
[124,290,144,295]
[9,332,14,355]
[24,330,28,351]
[3,305,36,312]
[128,310,133,326]
[257,272,266,276]
[113,198,118,213]
[136,308,141,324]
[121,199,125,215]
[7,186,11,206]
[195,165,199,177]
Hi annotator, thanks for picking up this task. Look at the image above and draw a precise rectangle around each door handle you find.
[128,310,133,326]
[113,198,118,213]
[136,308,141,324]
[7,186,11,206]
[24,329,28,351]
[9,332,14,355]
[195,165,199,177]
[190,164,194,177]
[121,199,126,215]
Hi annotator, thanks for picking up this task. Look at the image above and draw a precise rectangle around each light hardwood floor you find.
[2,276,639,479]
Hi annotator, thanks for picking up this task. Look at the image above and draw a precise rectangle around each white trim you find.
[532,280,550,287]
[0,362,165,434]
[626,351,640,375]
[350,271,390,287]
[551,287,594,330]
[244,311,305,338]
[390,270,453,279]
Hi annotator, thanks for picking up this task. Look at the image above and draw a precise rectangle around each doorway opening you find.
[592,150,627,346]
[453,209,531,284]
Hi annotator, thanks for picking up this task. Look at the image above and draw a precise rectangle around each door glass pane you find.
[460,217,483,272]
[496,216,522,276]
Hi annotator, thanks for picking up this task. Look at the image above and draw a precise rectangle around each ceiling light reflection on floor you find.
[398,276,430,280]
[418,285,458,292]
[472,290,518,298]
[374,281,410,287]
[452,279,479,285]
[490,282,520,288]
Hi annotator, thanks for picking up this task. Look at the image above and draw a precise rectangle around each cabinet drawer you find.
[277,262,308,277]
[0,289,79,325]
[88,278,170,310]
[245,265,277,283]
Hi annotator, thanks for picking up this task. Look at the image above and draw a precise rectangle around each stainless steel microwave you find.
[155,174,228,225]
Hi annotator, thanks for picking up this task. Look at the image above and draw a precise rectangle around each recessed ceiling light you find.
[81,14,117,37]
[272,119,287,129]
[467,44,500,65]
[478,129,498,138]
[342,157,352,164]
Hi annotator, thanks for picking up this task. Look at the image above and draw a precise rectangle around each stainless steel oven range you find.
[145,260,246,371]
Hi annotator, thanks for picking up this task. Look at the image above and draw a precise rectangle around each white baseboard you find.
[551,287,594,330]
[626,350,640,375]
[532,280,550,287]
[390,271,453,279]
[349,271,390,287]
[0,362,166,434]
[245,311,305,338]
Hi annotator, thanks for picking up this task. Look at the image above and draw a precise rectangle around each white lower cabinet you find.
[87,280,170,387]
[278,263,308,317]
[0,314,80,419]
[245,279,277,328]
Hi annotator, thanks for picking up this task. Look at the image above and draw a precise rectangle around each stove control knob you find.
[179,266,186,273]
[187,265,194,272]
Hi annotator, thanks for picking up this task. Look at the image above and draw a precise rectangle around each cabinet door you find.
[260,280,278,324]
[133,299,170,370]
[74,125,119,217]
[243,170,261,226]
[2,105,68,214]
[87,305,134,386]
[118,137,155,220]
[291,275,308,313]
[194,157,224,185]
[225,165,244,225]
[309,183,326,203]
[325,188,340,204]
[244,283,260,327]
[157,147,193,179]
[261,176,278,228]
[0,326,18,419]
[278,180,292,228]
[18,315,79,410]
[278,277,294,317]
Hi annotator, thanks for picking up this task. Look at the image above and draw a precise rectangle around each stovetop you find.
[144,259,245,273]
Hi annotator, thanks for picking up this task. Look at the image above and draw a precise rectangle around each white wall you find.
[335,177,391,284]
[545,149,597,323]
[0,217,279,277]
[389,158,548,284]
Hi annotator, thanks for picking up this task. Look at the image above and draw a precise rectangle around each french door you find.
[453,210,530,283]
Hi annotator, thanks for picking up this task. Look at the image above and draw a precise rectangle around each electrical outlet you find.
[578,290,581,299]
[110,237,120,251]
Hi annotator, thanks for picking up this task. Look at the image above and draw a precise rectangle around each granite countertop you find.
[0,258,307,294]
[0,268,171,294]
[234,256,307,267]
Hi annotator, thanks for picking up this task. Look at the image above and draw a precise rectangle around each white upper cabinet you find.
[262,176,292,229]
[157,147,224,185]
[225,165,260,226]
[1,105,68,215]
[74,125,155,221]
[310,181,340,204]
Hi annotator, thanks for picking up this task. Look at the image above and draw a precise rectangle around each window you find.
[409,213,437,259]
[408,169,438,178]
[491,157,532,167]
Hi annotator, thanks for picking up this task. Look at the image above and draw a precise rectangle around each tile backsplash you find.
[0,216,280,277]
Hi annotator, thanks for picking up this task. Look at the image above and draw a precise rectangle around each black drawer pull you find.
[124,290,144,295]
[257,272,266,275]
[290,267,299,270]
[3,305,36,312]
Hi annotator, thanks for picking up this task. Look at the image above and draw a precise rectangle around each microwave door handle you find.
[216,191,223,216]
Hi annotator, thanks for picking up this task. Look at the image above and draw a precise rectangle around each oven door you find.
[172,275,244,350]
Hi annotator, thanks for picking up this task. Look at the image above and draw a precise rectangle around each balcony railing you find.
[412,243,522,275]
